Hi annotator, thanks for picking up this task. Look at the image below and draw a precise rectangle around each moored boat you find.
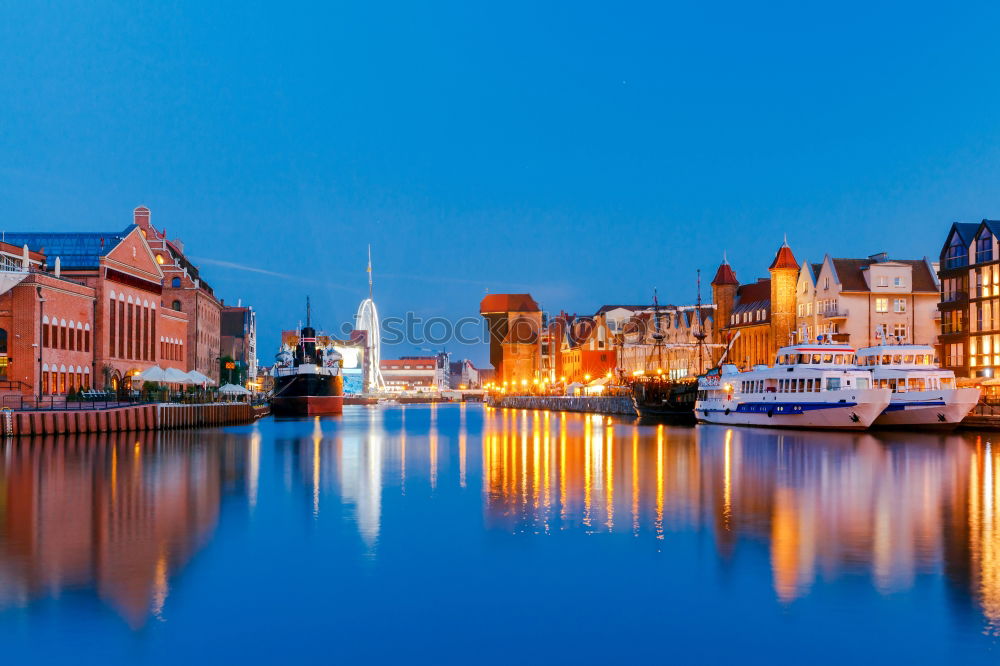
[855,343,980,429]
[695,343,891,430]
[271,299,344,417]
[631,378,698,424]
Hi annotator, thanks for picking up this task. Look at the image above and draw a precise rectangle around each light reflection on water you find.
[1,404,999,662]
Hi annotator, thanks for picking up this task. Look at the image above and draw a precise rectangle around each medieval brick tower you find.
[479,293,542,384]
[768,240,799,351]
[711,258,739,349]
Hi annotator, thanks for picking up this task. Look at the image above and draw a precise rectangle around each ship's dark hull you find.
[631,380,697,425]
[272,373,343,416]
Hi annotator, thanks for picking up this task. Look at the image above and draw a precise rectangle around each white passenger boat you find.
[855,344,980,429]
[695,343,891,430]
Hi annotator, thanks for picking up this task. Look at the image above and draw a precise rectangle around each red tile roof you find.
[711,262,738,286]
[480,293,540,313]
[769,243,799,270]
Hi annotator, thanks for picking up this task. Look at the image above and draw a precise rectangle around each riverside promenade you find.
[486,394,635,416]
[1,402,270,437]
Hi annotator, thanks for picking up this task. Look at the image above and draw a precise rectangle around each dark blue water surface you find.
[2,404,1000,664]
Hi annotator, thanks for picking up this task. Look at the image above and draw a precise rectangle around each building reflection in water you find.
[0,430,252,628]
[481,407,1000,633]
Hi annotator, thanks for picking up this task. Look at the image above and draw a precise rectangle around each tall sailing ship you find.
[271,298,344,416]
[630,281,714,424]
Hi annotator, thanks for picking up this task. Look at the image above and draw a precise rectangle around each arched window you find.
[172,300,181,311]
[0,327,8,355]
[109,298,117,357]
[156,253,165,265]
[171,277,181,288]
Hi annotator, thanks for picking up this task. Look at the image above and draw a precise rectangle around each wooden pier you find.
[0,402,270,437]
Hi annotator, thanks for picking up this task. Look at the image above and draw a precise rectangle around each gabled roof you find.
[592,304,655,316]
[480,293,540,313]
[946,222,981,249]
[803,262,822,283]
[4,225,134,270]
[982,220,1000,239]
[830,257,938,293]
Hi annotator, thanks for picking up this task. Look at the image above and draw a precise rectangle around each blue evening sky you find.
[3,2,1000,365]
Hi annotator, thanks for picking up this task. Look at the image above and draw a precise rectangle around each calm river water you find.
[1,404,999,663]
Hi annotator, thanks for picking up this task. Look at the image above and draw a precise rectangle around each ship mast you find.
[693,269,707,375]
[306,295,311,328]
[647,288,665,374]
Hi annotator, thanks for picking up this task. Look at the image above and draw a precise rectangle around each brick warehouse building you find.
[4,223,191,393]
[133,206,223,384]
[0,241,95,393]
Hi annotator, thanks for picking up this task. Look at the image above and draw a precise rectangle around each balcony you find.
[822,308,848,320]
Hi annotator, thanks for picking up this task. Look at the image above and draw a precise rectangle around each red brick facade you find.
[135,207,222,383]
[0,272,95,394]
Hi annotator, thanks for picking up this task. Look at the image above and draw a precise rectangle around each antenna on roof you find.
[723,249,728,264]
[782,233,788,247]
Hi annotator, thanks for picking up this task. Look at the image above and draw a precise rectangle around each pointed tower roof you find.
[769,239,799,271]
[711,253,739,286]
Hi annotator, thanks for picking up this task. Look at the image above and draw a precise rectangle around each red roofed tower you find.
[711,254,739,349]
[769,238,800,350]
[480,293,542,384]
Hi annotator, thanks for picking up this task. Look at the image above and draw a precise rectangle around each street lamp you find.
[36,286,45,402]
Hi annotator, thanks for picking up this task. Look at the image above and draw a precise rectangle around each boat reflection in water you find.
[0,430,257,628]
[482,407,1000,632]
[4,404,1000,658]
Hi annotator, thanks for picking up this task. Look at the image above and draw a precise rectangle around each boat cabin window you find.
[909,377,926,391]
[941,377,954,388]
[903,355,914,363]
[882,355,892,365]
[856,377,869,389]
[823,354,833,363]
[893,355,902,364]
[826,377,841,391]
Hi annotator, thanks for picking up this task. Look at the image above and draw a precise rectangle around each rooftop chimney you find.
[868,252,889,263]
[134,206,151,229]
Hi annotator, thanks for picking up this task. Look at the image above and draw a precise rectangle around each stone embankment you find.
[486,395,635,416]
[1,403,270,437]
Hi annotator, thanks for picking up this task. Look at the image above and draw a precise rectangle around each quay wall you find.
[487,395,635,416]
[1,403,269,437]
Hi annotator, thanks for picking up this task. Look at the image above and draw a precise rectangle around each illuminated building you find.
[221,302,258,383]
[135,206,224,384]
[938,220,1000,379]
[379,355,449,391]
[712,241,799,370]
[794,252,939,347]
[480,293,542,384]
[3,221,190,392]
[614,304,717,379]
